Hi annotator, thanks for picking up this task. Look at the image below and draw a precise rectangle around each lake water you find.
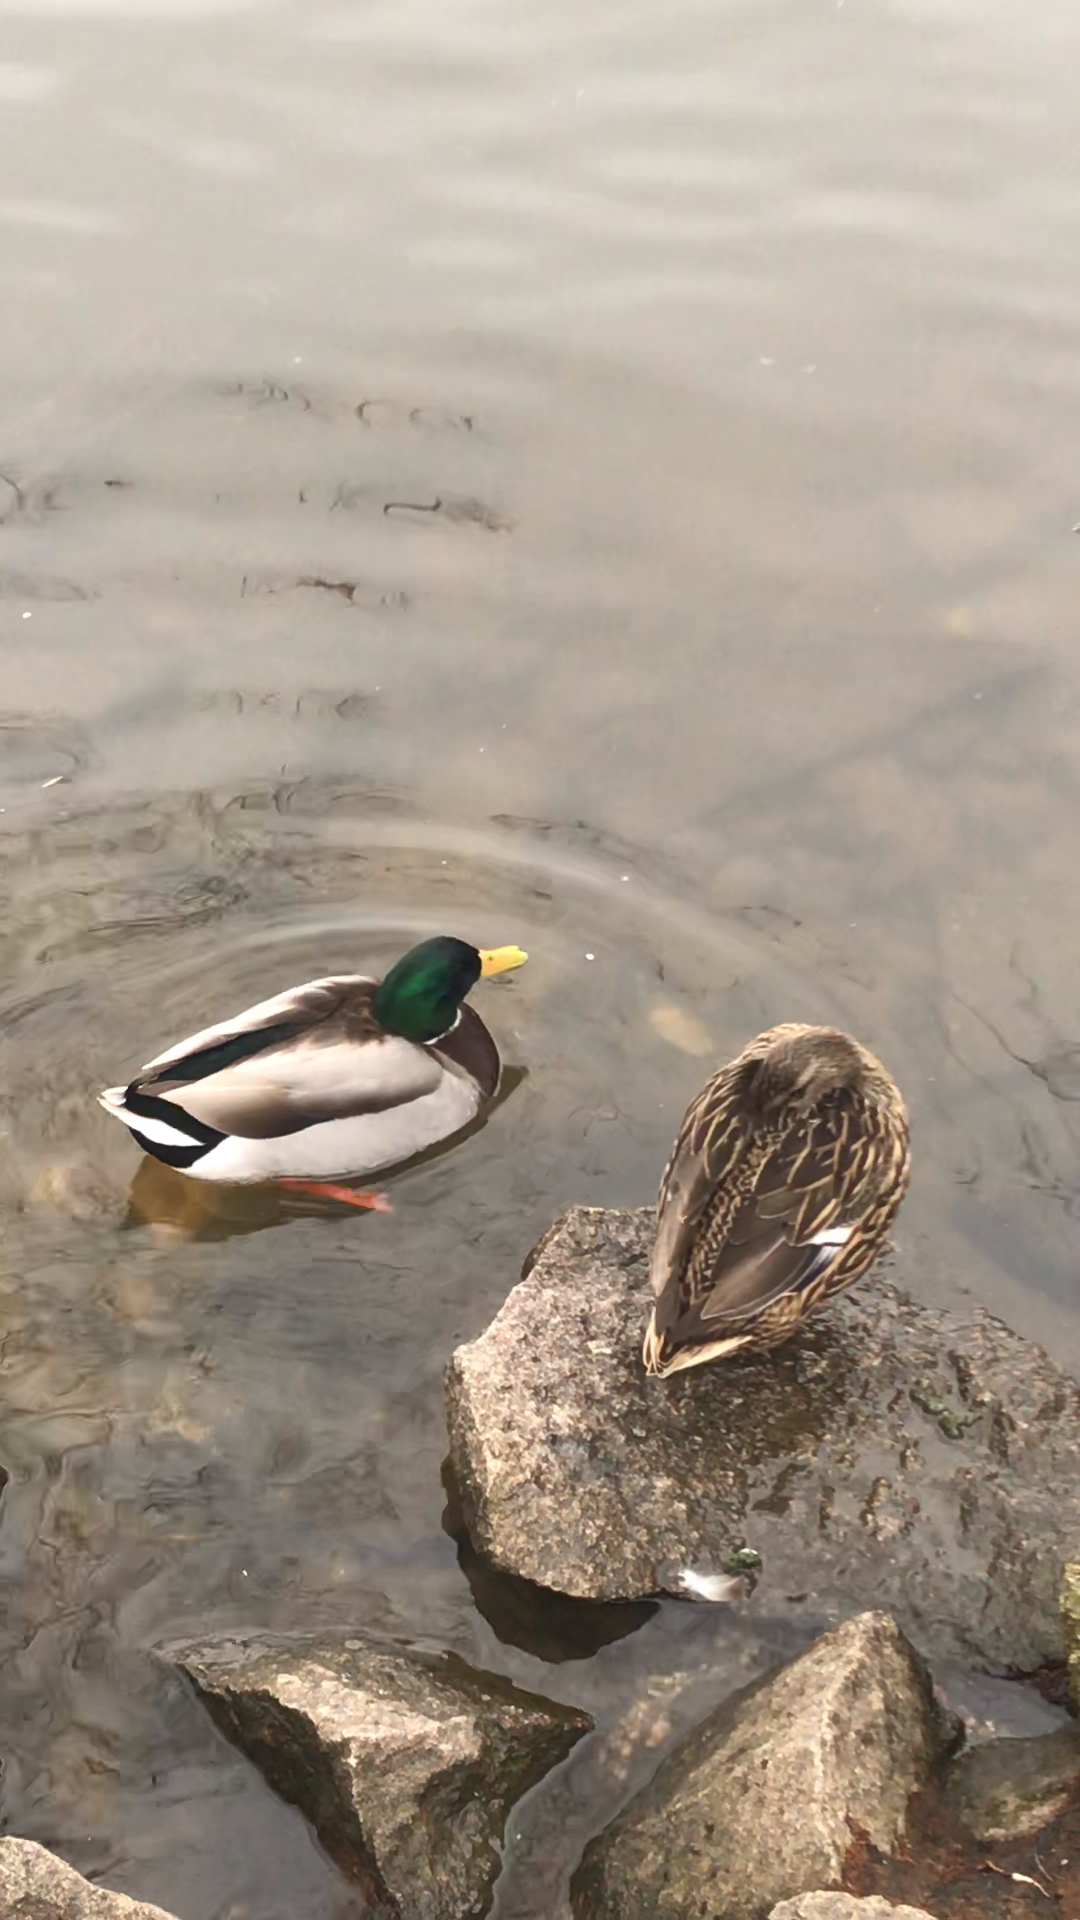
[2,0,1080,1912]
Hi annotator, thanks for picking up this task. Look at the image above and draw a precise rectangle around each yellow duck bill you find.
[478,945,528,977]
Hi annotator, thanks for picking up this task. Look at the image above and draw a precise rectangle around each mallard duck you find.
[642,1023,910,1376]
[98,935,527,1209]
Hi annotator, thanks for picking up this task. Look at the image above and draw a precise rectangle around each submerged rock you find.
[932,1662,1074,1744]
[769,1899,935,1919]
[944,1723,1080,1841]
[0,1838,180,1918]
[570,1611,943,1920]
[163,1630,590,1920]
[446,1206,1080,1668]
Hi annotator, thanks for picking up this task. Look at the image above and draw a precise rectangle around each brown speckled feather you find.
[643,1023,910,1376]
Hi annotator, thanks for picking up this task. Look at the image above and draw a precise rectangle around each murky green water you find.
[2,0,1080,1912]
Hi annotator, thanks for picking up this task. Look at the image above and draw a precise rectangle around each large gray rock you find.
[769,1900,934,1919]
[446,1206,1080,1668]
[164,1630,590,1920]
[944,1724,1080,1841]
[570,1610,942,1920]
[0,1839,180,1919]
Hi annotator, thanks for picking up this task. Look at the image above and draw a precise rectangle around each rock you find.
[163,1629,590,1920]
[446,1206,1080,1668]
[769,1900,935,1920]
[1064,1562,1080,1708]
[932,1662,1074,1743]
[944,1724,1080,1841]
[570,1610,942,1920]
[0,1838,180,1918]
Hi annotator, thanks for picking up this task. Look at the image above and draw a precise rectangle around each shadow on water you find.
[442,1460,658,1664]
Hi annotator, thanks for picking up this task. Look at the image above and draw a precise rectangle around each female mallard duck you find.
[98,935,527,1209]
[643,1023,910,1376]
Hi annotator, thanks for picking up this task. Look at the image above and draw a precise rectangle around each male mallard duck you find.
[98,935,527,1209]
[642,1023,910,1376]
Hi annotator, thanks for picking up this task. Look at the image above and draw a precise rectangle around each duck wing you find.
[652,1081,880,1342]
[694,1105,870,1323]
[114,975,444,1140]
[138,976,371,1077]
[649,1053,755,1307]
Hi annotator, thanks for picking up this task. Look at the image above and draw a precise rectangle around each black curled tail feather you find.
[121,1085,226,1171]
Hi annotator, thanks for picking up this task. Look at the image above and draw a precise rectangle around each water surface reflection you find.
[3,0,1080,1909]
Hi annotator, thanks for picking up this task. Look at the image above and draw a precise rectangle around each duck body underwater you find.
[98,935,527,1209]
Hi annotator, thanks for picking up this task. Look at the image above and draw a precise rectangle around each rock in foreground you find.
[446,1207,1080,1667]
[770,1900,934,1919]
[164,1631,590,1920]
[0,1839,180,1919]
[944,1724,1080,1841]
[570,1611,943,1920]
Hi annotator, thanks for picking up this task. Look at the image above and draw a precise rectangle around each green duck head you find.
[373,936,527,1044]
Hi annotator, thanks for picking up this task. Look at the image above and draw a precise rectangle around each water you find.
[2,0,1080,1912]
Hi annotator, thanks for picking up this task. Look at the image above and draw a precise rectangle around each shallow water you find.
[2,0,1080,1912]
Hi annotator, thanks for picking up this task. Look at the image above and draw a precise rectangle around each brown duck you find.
[643,1023,910,1376]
